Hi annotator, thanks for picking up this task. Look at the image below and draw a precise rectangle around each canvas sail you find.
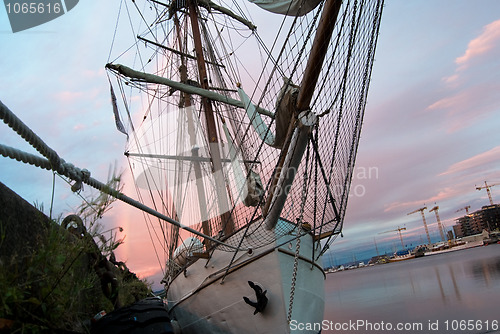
[248,0,322,16]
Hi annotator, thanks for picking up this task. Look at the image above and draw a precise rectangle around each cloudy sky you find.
[1,1,500,285]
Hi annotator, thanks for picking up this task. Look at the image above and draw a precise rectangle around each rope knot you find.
[81,169,91,182]
[71,168,91,192]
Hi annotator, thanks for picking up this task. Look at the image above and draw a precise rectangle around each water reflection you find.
[434,267,446,303]
[324,245,500,333]
[429,265,463,304]
[469,255,500,285]
[448,265,461,302]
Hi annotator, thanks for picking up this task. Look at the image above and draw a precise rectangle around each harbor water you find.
[322,244,500,333]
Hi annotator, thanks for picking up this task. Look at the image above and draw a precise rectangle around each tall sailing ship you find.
[104,0,384,332]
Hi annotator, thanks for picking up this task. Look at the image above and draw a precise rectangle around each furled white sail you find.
[248,0,322,16]
[237,88,275,147]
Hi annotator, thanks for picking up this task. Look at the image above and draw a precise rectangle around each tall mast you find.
[187,0,234,236]
[174,13,213,248]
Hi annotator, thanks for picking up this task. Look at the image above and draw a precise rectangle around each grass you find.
[0,174,152,333]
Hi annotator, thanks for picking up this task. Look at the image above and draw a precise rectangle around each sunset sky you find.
[1,1,500,287]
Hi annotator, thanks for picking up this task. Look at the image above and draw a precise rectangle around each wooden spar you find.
[187,0,234,236]
[125,152,258,164]
[137,35,225,68]
[152,0,256,30]
[296,0,342,111]
[201,0,256,30]
[105,63,274,118]
[174,14,212,247]
[264,0,342,229]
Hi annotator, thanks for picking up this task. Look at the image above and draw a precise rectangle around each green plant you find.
[0,170,151,333]
[0,221,109,332]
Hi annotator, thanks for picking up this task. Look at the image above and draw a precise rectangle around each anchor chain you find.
[287,142,310,324]
[287,225,302,324]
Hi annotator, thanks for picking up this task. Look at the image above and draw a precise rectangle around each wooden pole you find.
[188,0,234,236]
[296,0,342,111]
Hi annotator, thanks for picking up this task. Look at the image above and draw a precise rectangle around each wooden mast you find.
[174,13,213,247]
[187,0,234,236]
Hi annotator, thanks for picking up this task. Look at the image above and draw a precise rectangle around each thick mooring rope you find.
[0,100,241,251]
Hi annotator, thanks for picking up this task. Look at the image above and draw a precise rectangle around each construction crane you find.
[456,205,470,215]
[429,206,445,242]
[408,206,431,244]
[476,181,499,206]
[379,226,407,249]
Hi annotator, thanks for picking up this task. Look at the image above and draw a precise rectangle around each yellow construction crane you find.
[429,206,445,242]
[379,226,407,249]
[456,205,470,215]
[476,181,499,206]
[408,206,431,245]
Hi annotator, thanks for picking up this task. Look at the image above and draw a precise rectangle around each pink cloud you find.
[442,74,459,86]
[440,145,500,176]
[427,82,497,112]
[384,187,459,213]
[107,173,168,287]
[426,82,500,132]
[455,19,500,70]
[426,90,469,111]
[54,90,84,103]
[433,19,500,120]
[73,123,86,131]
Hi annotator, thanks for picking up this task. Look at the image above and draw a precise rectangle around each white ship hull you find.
[167,222,325,333]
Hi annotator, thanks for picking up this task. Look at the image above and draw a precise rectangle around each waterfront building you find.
[453,204,500,238]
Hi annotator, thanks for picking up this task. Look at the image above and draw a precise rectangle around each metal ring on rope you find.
[62,214,87,239]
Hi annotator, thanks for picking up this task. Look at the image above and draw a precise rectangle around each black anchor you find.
[243,281,268,315]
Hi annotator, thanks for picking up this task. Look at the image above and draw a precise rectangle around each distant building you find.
[453,204,500,238]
